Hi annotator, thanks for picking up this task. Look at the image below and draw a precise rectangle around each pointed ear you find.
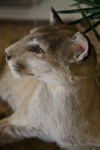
[50,7,63,25]
[71,32,90,62]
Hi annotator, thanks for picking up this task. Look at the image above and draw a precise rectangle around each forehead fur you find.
[29,25,79,66]
[31,25,77,38]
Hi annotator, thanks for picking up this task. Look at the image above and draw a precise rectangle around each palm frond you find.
[93,0,100,4]
[79,5,100,40]
[58,0,100,40]
[57,8,100,14]
[68,12,100,25]
[84,20,100,33]
[73,0,100,7]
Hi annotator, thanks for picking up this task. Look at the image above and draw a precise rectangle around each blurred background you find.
[0,0,81,21]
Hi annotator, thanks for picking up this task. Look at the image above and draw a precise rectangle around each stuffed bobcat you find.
[0,8,100,150]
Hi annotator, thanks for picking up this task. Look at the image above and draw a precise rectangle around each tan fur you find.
[0,9,100,150]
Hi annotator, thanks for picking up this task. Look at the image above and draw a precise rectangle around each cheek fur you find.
[23,58,52,75]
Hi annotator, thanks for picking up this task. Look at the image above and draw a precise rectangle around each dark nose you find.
[5,52,12,60]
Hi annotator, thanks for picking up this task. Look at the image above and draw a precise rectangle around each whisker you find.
[14,64,33,77]
[15,64,24,70]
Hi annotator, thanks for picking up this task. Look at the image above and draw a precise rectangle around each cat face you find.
[5,8,92,81]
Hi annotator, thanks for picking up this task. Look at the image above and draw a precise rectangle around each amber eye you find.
[27,44,44,54]
[36,46,43,54]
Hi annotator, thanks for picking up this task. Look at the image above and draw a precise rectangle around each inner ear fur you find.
[71,32,90,62]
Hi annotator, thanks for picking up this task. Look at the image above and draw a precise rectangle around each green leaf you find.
[84,20,100,33]
[68,18,84,25]
[93,0,100,4]
[79,6,100,40]
[57,8,100,14]
[58,0,100,39]
[73,0,100,7]
[68,12,100,25]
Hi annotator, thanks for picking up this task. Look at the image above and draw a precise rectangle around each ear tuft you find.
[71,32,90,62]
[50,7,63,25]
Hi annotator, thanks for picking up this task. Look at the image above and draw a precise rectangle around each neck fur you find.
[42,67,99,118]
[39,66,100,141]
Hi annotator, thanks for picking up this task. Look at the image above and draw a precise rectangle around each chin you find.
[9,66,21,78]
[11,69,21,78]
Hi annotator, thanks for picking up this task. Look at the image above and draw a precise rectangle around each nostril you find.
[5,52,8,57]
[5,52,12,60]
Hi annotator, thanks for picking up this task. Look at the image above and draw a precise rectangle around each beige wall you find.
[0,0,81,21]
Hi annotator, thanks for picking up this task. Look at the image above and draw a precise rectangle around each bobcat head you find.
[5,8,96,84]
